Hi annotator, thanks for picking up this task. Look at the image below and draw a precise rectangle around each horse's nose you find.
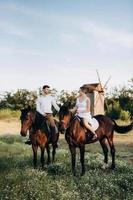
[59,123,66,134]
[62,129,66,134]
[20,131,27,137]
[59,128,66,134]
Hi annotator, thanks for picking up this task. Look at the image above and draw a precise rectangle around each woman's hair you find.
[80,86,87,94]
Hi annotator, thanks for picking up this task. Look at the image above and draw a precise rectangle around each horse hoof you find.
[54,143,58,148]
[72,171,76,176]
[111,166,115,170]
[81,172,85,176]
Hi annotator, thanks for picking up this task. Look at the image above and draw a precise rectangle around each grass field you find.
[0,130,133,200]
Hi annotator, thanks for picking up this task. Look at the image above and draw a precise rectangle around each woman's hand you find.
[77,109,84,114]
[76,109,80,114]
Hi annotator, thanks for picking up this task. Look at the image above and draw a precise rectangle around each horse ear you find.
[20,108,24,113]
[67,102,71,108]
[27,105,31,110]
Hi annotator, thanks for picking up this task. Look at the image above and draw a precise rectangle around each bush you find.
[58,90,77,108]
[0,90,37,110]
[119,110,131,121]
[106,102,121,119]
[105,101,131,120]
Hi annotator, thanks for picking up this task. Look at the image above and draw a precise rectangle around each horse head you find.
[59,105,72,133]
[20,107,35,137]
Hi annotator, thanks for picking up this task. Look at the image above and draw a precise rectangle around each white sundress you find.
[76,97,92,123]
[76,97,99,130]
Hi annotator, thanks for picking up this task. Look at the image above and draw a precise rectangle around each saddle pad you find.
[89,118,99,131]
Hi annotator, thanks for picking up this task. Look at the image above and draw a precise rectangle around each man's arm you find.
[51,98,60,112]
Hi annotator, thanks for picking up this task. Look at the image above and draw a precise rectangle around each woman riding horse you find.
[71,86,98,140]
[59,105,133,176]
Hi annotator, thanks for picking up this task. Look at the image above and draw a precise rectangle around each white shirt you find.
[36,95,60,115]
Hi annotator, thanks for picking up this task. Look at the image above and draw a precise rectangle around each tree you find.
[105,78,133,120]
[0,90,37,110]
[58,90,77,108]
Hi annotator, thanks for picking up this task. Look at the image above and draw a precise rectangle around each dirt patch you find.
[114,131,133,145]
[0,120,21,135]
[0,120,133,145]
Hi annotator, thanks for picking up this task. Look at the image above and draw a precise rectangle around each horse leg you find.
[40,146,45,169]
[32,145,38,168]
[46,144,51,165]
[52,144,56,163]
[79,145,85,176]
[107,134,115,169]
[69,145,76,176]
[100,138,109,164]
[52,131,59,163]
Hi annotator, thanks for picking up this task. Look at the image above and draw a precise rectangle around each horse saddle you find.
[89,117,99,131]
[75,116,99,131]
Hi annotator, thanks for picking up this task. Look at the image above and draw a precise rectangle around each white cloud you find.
[0,2,132,93]
[0,21,31,38]
[60,33,78,44]
[80,20,133,48]
[1,2,133,49]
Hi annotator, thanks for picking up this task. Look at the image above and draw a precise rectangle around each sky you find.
[0,0,133,93]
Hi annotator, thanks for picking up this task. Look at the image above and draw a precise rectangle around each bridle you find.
[60,111,73,131]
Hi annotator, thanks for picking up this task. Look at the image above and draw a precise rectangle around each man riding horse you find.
[25,85,60,146]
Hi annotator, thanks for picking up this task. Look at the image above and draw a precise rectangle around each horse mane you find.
[20,107,35,119]
[31,111,48,132]
[59,105,70,115]
[21,107,47,131]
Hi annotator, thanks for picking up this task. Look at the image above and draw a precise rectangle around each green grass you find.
[0,135,133,200]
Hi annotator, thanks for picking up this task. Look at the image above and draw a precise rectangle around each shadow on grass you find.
[0,152,70,175]
[0,135,23,144]
[46,162,71,176]
[0,156,33,172]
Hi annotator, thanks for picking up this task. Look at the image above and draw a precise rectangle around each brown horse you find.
[59,105,133,176]
[20,107,59,168]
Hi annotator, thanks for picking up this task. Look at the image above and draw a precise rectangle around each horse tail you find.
[113,120,133,133]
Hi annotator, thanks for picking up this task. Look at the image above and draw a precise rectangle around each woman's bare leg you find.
[83,119,97,139]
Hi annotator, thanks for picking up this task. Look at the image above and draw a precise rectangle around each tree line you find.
[0,78,133,120]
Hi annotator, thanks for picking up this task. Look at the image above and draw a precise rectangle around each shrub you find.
[0,90,37,110]
[106,102,121,119]
[119,110,131,121]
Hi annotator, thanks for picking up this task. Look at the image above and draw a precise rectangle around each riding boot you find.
[85,132,93,141]
[86,129,97,141]
[25,138,32,145]
[25,134,32,145]
[25,129,32,145]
